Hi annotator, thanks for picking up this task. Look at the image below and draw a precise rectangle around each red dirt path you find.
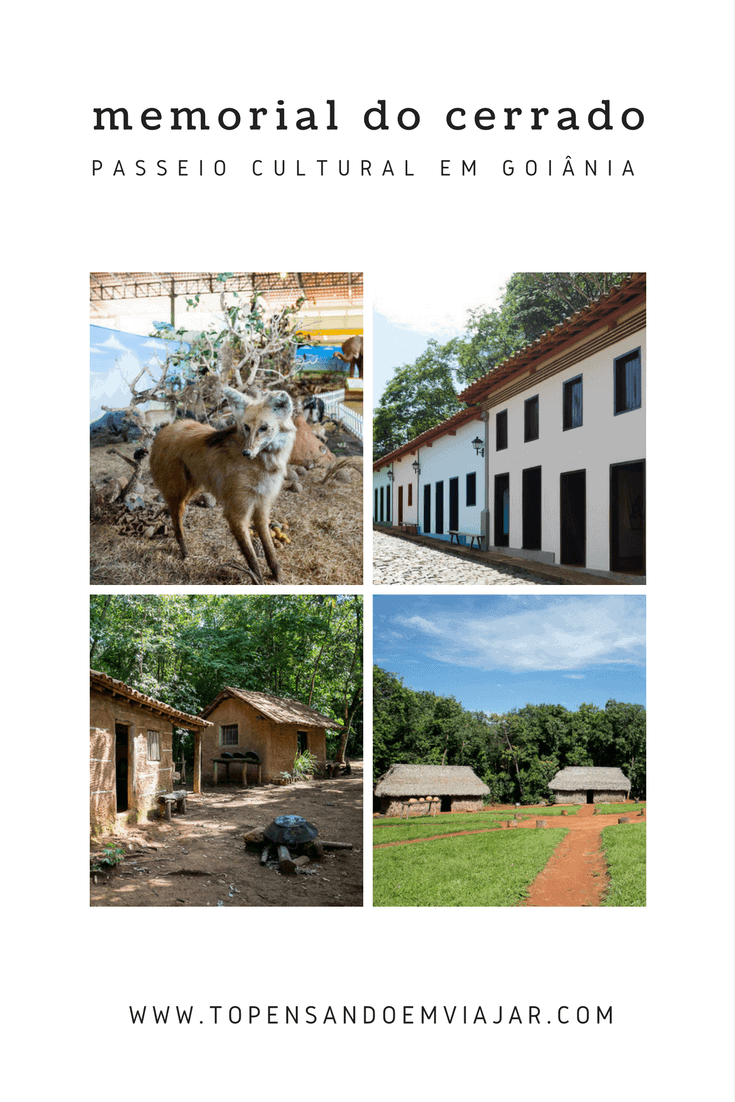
[522,804,641,907]
[374,803,646,907]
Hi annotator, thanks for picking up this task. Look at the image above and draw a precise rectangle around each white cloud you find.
[392,598,645,672]
[97,333,128,351]
[401,615,445,637]
[374,266,512,336]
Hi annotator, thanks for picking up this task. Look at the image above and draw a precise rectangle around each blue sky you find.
[374,595,646,713]
[373,266,511,402]
[89,325,188,422]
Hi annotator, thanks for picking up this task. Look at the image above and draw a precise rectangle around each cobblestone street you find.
[373,531,552,585]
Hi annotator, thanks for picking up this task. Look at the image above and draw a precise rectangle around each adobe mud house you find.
[375,764,490,816]
[374,274,646,578]
[199,688,340,784]
[90,669,211,831]
[548,766,631,805]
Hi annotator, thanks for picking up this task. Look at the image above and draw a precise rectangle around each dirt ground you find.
[90,421,362,586]
[373,801,646,907]
[90,763,363,907]
[522,803,645,907]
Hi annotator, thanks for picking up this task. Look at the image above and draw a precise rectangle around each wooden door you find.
[449,477,459,531]
[522,466,542,550]
[494,473,509,546]
[560,469,586,566]
[610,460,645,573]
[435,482,444,534]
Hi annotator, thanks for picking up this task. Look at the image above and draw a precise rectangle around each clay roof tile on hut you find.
[199,687,341,729]
[90,669,211,728]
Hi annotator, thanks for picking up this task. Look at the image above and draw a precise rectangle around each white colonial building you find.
[373,274,646,578]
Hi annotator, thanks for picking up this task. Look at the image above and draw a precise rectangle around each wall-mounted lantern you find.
[411,459,421,475]
[386,469,394,482]
[471,436,485,458]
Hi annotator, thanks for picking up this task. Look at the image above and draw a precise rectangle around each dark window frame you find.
[524,395,539,442]
[496,409,508,451]
[220,724,238,747]
[614,347,642,415]
[563,375,583,431]
[466,471,477,507]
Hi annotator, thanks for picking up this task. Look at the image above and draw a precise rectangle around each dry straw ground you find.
[90,440,363,586]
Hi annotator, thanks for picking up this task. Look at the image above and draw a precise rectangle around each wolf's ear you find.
[221,385,252,415]
[266,390,293,419]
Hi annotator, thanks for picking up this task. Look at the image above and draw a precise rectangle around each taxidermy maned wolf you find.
[149,389,296,582]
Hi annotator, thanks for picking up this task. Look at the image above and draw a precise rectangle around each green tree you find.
[375,272,633,455]
[371,667,645,802]
[90,595,364,764]
[373,341,461,459]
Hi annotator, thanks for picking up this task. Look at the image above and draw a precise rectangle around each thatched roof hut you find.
[375,764,489,816]
[548,766,631,805]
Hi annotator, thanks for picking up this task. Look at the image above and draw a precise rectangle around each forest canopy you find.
[374,271,631,459]
[90,595,363,760]
[373,666,645,802]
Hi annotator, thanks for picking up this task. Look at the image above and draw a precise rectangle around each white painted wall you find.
[372,324,645,573]
[486,326,646,571]
[384,453,416,526]
[418,417,486,540]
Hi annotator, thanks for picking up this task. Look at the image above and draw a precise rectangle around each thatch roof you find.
[548,767,630,792]
[375,764,490,797]
[90,669,212,729]
[200,687,341,730]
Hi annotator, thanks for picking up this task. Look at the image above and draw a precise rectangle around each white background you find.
[5,2,733,1099]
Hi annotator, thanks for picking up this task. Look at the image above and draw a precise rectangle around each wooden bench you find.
[400,524,418,535]
[158,790,188,821]
[448,531,483,549]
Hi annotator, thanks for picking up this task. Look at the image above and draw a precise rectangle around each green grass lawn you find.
[594,802,646,816]
[377,806,576,825]
[600,824,646,906]
[374,806,576,845]
[373,828,568,907]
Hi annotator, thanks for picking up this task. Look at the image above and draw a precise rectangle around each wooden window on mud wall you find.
[147,731,161,761]
[220,724,238,746]
[407,483,413,506]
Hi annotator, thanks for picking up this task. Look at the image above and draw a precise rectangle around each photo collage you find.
[89,269,646,910]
